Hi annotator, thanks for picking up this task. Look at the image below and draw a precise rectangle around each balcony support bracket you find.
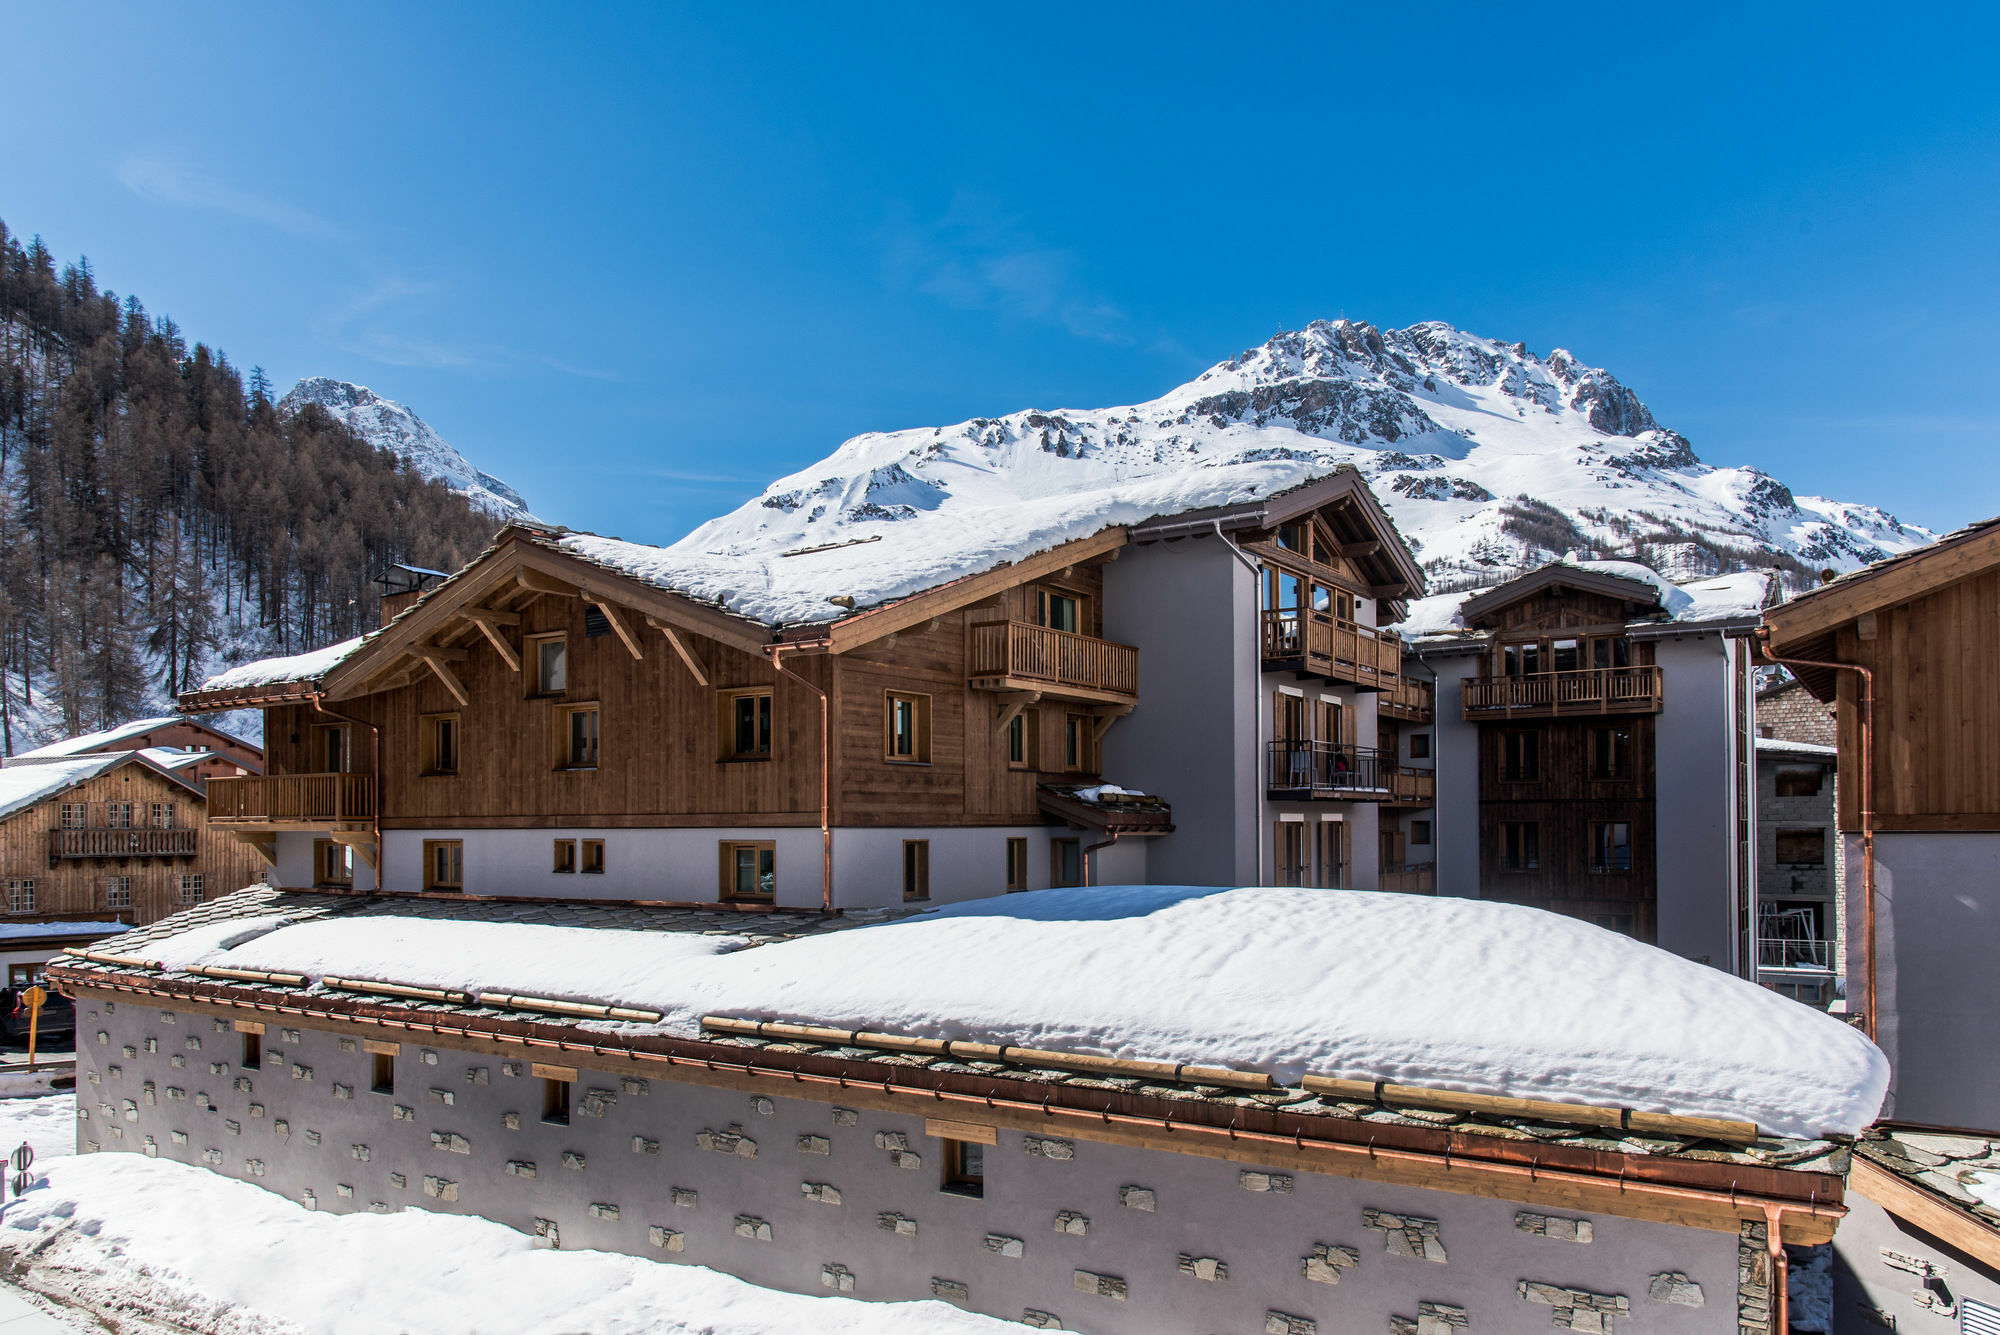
[328,830,379,871]
[993,692,1043,735]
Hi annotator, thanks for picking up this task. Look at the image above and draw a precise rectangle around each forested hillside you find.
[0,219,501,749]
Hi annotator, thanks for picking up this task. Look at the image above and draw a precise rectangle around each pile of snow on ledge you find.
[148,885,1887,1139]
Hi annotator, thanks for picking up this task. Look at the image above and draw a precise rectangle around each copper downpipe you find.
[1754,630,1877,1038]
[767,644,833,914]
[1081,830,1120,886]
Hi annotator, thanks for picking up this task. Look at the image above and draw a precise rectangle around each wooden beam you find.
[522,548,774,656]
[994,692,1042,734]
[591,598,644,660]
[419,653,470,707]
[327,831,379,871]
[518,568,580,597]
[227,830,277,865]
[648,618,709,686]
[1092,704,1134,744]
[1851,1154,2000,1270]
[1764,523,2000,649]
[458,607,521,626]
[1337,540,1382,558]
[463,613,520,672]
[407,641,469,663]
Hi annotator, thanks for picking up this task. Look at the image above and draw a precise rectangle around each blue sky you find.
[4,4,1996,543]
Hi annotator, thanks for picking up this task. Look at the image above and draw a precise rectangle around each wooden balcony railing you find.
[1379,676,1434,722]
[48,828,198,859]
[1386,767,1435,805]
[207,772,376,826]
[1261,610,1402,691]
[1380,863,1436,895]
[968,621,1139,703]
[1267,742,1387,798]
[1460,666,1664,718]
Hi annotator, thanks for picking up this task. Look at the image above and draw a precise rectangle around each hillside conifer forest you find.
[0,219,500,747]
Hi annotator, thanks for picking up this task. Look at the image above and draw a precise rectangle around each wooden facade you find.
[0,759,267,924]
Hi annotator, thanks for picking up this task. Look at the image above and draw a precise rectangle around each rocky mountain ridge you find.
[280,378,532,519]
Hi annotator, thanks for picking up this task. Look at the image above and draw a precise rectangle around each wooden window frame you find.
[542,1075,572,1126]
[1031,585,1087,635]
[178,873,204,905]
[104,801,132,830]
[58,803,87,830]
[4,880,33,915]
[104,875,132,910]
[553,701,601,771]
[422,839,464,892]
[1590,726,1632,780]
[717,687,775,762]
[1502,821,1540,872]
[313,838,353,887]
[719,840,776,902]
[1005,836,1029,892]
[371,1050,395,1096]
[1500,729,1539,782]
[149,802,177,829]
[884,690,934,765]
[1063,713,1095,773]
[552,839,577,874]
[311,723,351,774]
[940,1137,986,1198]
[1005,710,1034,769]
[241,1028,262,1070]
[527,632,568,698]
[1273,821,1308,887]
[1590,821,1633,874]
[1408,733,1430,759]
[1412,820,1433,847]
[1318,821,1346,889]
[902,839,930,902]
[420,711,461,777]
[581,838,605,875]
[1050,837,1082,888]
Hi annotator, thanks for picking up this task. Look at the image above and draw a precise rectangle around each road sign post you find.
[21,985,44,1072]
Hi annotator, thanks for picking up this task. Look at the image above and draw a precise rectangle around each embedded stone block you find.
[170,1130,188,1145]
[562,1151,586,1171]
[304,1131,321,1147]
[1365,1208,1447,1262]
[122,1044,137,1058]
[506,1160,537,1178]
[351,1145,371,1162]
[390,1172,406,1189]
[1024,1135,1075,1160]
[245,1160,267,1177]
[167,1086,186,1102]
[289,1063,309,1080]
[1241,1170,1294,1194]
[1517,1211,1594,1244]
[750,1096,774,1116]
[821,1263,856,1292]
[1119,1186,1156,1212]
[832,1107,858,1126]
[1267,1313,1317,1335]
[878,1211,918,1237]
[1519,1281,1631,1333]
[170,1055,185,1069]
[302,1189,317,1209]
[333,1083,353,1101]
[1021,1312,1062,1330]
[672,1187,699,1208]
[502,1061,521,1077]
[697,1124,758,1158]
[649,1225,685,1252]
[1054,1210,1090,1236]
[335,1184,353,1199]
[798,1134,831,1155]
[209,1062,229,1076]
[1179,1254,1228,1282]
[733,1215,773,1241]
[535,1218,560,1248]
[1648,1273,1704,1308]
[621,1076,648,1096]
[249,1104,265,1119]
[281,1029,301,1044]
[1073,1270,1126,1300]
[874,1130,909,1152]
[420,1049,438,1065]
[801,1181,844,1205]
[1391,1302,1469,1335]
[273,1120,290,1138]
[932,1278,970,1302]
[1303,1242,1361,1285]
[588,1202,619,1221]
[632,1136,660,1156]
[422,1176,459,1202]
[986,1234,1025,1259]
[141,1136,157,1157]
[430,1131,472,1155]
[466,1066,489,1086]
[579,1088,616,1118]
[339,1037,356,1053]
[889,1149,923,1170]
[393,1105,414,1122]
[429,1088,455,1106]
[503,1112,521,1130]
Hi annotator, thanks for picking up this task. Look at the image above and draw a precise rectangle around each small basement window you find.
[423,839,464,892]
[902,840,930,901]
[553,839,577,874]
[542,1076,571,1126]
[1051,838,1082,888]
[372,1051,394,1095]
[941,1138,985,1198]
[721,841,776,901]
[581,839,605,875]
[241,1028,262,1070]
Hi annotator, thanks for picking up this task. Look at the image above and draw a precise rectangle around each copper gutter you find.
[309,692,383,894]
[1756,630,1877,1037]
[766,642,833,913]
[1081,830,1120,886]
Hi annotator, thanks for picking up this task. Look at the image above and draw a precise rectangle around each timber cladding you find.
[0,764,265,925]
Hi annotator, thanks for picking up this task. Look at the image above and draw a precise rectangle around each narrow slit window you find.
[1503,822,1540,871]
[902,840,930,901]
[542,1077,571,1125]
[553,839,577,874]
[373,1050,395,1095]
[1592,821,1632,872]
[242,1029,262,1070]
[1005,837,1029,892]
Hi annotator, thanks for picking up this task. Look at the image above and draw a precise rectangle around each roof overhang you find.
[1457,564,1664,628]
[1763,518,2000,654]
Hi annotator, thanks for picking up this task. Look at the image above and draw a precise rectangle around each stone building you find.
[53,884,1872,1335]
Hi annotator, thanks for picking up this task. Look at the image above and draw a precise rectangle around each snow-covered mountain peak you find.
[279,378,532,519]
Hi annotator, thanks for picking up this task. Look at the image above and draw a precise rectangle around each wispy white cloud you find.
[116,156,337,240]
[881,194,1132,345]
[314,278,615,380]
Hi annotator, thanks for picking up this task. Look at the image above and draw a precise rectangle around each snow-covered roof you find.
[1390,561,1775,642]
[197,636,366,694]
[12,717,184,759]
[0,754,125,823]
[1756,737,1838,758]
[0,920,124,942]
[134,883,1885,1139]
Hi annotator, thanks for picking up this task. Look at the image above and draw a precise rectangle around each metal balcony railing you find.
[1757,937,1834,971]
[1267,742,1387,797]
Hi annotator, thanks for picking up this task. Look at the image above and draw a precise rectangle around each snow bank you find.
[151,886,1887,1138]
[0,1149,1015,1335]
[200,636,366,692]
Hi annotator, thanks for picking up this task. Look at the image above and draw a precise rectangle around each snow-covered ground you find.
[0,1093,1014,1335]
[131,884,1888,1139]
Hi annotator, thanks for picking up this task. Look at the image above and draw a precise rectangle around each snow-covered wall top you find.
[1392,562,1775,640]
[279,378,532,519]
[151,884,1887,1139]
[549,319,1929,628]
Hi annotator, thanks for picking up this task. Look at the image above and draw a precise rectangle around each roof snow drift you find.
[1393,561,1775,641]
[137,884,1886,1140]
[198,636,365,694]
[12,717,184,759]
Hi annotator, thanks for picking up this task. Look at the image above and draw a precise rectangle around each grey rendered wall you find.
[1853,831,2000,1128]
[1832,1185,2000,1334]
[1102,540,1258,888]
[1651,635,1738,968]
[277,831,376,893]
[1426,652,1483,901]
[78,998,1750,1335]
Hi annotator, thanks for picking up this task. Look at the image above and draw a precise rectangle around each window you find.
[1552,638,1580,672]
[1005,710,1037,769]
[941,1137,986,1197]
[1032,587,1082,634]
[241,1028,261,1070]
[1318,822,1347,889]
[148,802,177,828]
[5,964,37,988]
[552,839,577,874]
[581,839,605,875]
[1592,822,1632,872]
[530,634,568,696]
[1590,637,1632,670]
[1775,829,1826,865]
[1591,726,1632,779]
[1408,733,1430,759]
[1051,838,1082,888]
[372,1051,395,1095]
[314,724,350,774]
[104,876,132,910]
[105,802,132,830]
[556,703,599,769]
[5,880,32,914]
[423,839,464,891]
[1005,837,1029,891]
[1500,730,1539,781]
[178,874,204,905]
[1274,822,1307,886]
[421,712,460,776]
[1776,768,1824,797]
[884,691,933,764]
[1412,820,1433,846]
[902,840,930,901]
[719,688,773,760]
[314,839,353,886]
[1502,643,1541,677]
[721,841,776,901]
[1063,714,1095,772]
[1503,822,1540,871]
[542,1076,572,1125]
[58,803,87,830]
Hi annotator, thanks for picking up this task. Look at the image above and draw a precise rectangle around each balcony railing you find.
[1757,937,1834,971]
[207,772,376,826]
[1267,742,1387,797]
[48,828,198,859]
[967,621,1139,703]
[1461,666,1664,718]
[1379,677,1433,722]
[1386,767,1435,805]
[1261,610,1402,692]
[1380,863,1436,895]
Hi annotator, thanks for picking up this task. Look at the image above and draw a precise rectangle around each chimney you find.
[374,563,445,627]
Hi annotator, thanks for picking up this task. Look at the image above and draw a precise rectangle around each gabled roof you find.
[1763,515,2000,653]
[1457,563,1668,626]
[13,715,259,765]
[1393,561,1776,646]
[0,751,203,821]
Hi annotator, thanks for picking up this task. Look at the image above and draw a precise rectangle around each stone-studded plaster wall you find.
[1831,1185,2000,1335]
[75,995,1756,1335]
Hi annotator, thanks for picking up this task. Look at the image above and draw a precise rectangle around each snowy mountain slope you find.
[634,320,1929,624]
[280,378,533,519]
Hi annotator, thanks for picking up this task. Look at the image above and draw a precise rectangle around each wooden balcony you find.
[48,828,198,860]
[1380,863,1436,895]
[1378,676,1433,723]
[1267,742,1390,800]
[1460,666,1664,719]
[1261,611,1402,692]
[968,621,1139,705]
[1384,767,1435,805]
[207,772,376,829]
